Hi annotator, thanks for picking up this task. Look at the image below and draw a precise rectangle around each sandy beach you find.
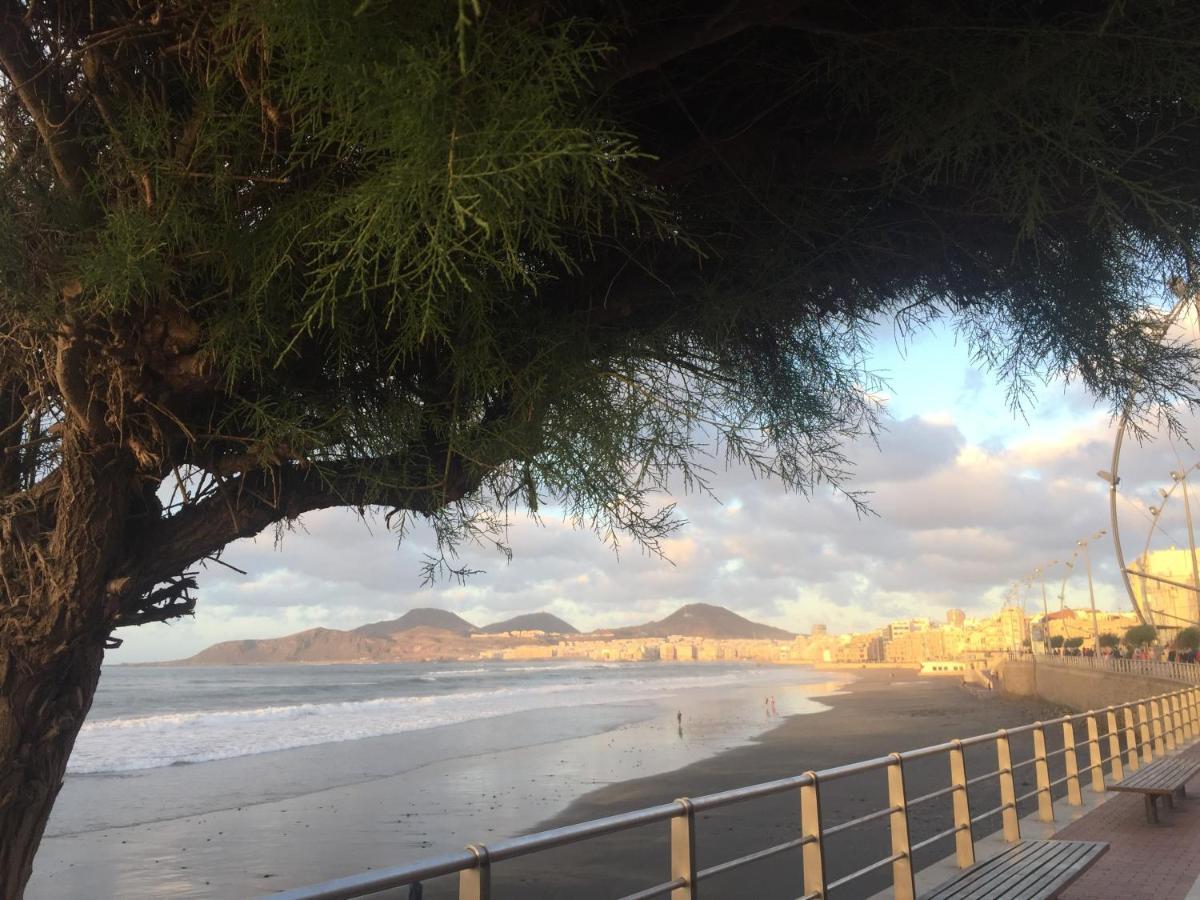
[28,667,1068,899]
[419,670,1067,900]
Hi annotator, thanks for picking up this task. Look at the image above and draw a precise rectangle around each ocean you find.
[34,660,844,898]
[74,660,821,774]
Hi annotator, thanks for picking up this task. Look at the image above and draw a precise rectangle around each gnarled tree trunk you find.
[0,614,107,897]
[0,441,131,898]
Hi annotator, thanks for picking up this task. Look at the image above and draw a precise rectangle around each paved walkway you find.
[1057,746,1200,900]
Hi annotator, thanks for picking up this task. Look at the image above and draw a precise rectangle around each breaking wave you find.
[71,668,752,774]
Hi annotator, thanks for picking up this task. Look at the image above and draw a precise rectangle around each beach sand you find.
[426,670,1068,900]
[29,669,1069,899]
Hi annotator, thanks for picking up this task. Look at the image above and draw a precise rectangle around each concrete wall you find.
[997,658,1181,710]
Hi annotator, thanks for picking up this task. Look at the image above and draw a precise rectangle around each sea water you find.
[35,661,841,897]
[74,660,825,774]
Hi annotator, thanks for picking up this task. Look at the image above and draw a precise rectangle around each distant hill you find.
[174,625,505,665]
[354,607,477,639]
[479,613,579,634]
[611,603,795,640]
[182,627,399,665]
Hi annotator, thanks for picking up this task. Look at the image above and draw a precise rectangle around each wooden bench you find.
[1108,753,1200,823]
[923,840,1108,899]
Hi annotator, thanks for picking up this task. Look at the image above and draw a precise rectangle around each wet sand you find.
[430,670,1067,900]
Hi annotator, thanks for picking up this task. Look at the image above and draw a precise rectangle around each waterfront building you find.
[998,604,1029,649]
[946,608,966,628]
[886,619,914,641]
[1129,547,1200,635]
[832,633,885,663]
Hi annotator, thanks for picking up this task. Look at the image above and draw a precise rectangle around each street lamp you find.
[1031,561,1058,655]
[1077,529,1107,653]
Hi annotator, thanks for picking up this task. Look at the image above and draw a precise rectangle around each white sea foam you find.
[70,669,756,774]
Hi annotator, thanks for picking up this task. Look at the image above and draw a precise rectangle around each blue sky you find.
[111,318,1192,663]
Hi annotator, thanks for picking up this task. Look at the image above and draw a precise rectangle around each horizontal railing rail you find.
[1021,650,1200,684]
[274,680,1200,900]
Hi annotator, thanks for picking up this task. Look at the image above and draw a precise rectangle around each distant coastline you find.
[148,602,809,666]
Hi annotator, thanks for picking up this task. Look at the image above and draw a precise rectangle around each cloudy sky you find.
[114,317,1200,663]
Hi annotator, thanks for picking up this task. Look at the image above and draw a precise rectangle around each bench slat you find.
[973,843,1096,900]
[922,840,1107,900]
[959,842,1082,900]
[924,842,1053,900]
[1110,755,1200,793]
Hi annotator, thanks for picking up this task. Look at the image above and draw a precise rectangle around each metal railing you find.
[1028,651,1200,684]
[275,681,1200,900]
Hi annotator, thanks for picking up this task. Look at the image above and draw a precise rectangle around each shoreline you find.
[420,669,1067,899]
[31,668,1064,899]
[31,665,833,898]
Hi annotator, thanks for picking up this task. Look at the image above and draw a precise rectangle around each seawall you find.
[997,657,1182,710]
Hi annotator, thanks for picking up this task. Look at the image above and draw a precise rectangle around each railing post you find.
[949,740,975,868]
[1172,693,1185,746]
[1151,698,1169,754]
[670,798,697,900]
[1033,723,1054,822]
[887,754,916,900]
[459,844,491,900]
[1190,689,1200,738]
[1105,708,1124,783]
[1085,713,1105,793]
[800,773,826,900]
[1123,706,1140,772]
[996,730,1021,842]
[1138,702,1154,762]
[1061,720,1083,806]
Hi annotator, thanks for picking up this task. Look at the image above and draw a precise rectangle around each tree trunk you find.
[0,437,131,898]
[0,601,107,898]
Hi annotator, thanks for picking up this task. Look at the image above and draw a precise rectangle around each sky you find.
[113,317,1200,663]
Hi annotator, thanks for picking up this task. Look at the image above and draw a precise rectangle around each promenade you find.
[1057,751,1200,899]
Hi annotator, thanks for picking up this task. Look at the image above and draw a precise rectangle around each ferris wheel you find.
[1101,286,1200,635]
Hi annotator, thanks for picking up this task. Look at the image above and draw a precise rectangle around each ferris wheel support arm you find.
[1123,568,1200,594]
[1104,293,1194,626]
[1106,419,1149,625]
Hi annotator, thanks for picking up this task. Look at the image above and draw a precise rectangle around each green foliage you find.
[1049,635,1065,649]
[8,0,1200,575]
[1177,627,1200,651]
[1098,633,1121,650]
[1064,637,1085,650]
[1126,624,1159,648]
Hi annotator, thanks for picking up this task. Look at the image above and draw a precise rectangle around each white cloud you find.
[111,378,1200,663]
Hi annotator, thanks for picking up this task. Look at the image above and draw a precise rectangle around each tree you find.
[1064,636,1085,650]
[1126,624,1160,648]
[1049,635,1066,649]
[6,1,1200,890]
[1098,633,1121,650]
[1177,627,1200,652]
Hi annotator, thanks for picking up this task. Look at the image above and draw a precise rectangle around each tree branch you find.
[112,451,490,613]
[0,4,88,195]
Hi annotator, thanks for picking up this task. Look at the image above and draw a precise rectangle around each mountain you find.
[182,627,398,665]
[610,603,795,640]
[479,613,579,634]
[176,625,499,665]
[353,607,477,639]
